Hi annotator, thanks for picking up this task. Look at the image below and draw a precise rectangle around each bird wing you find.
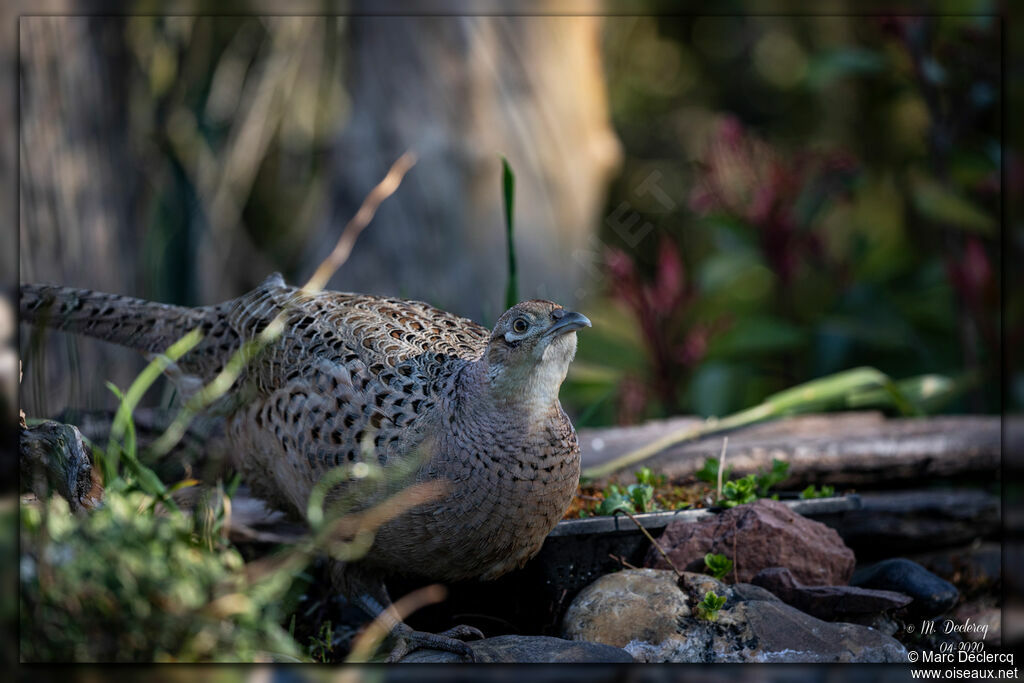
[218,275,490,516]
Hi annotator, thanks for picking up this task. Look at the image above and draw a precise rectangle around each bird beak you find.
[543,310,592,338]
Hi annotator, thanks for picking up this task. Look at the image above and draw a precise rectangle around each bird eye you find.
[512,318,529,334]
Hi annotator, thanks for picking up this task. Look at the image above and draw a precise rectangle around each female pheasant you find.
[21,273,591,660]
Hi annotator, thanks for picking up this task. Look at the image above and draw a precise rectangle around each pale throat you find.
[482,336,576,421]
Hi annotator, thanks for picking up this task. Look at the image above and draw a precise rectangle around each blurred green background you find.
[571,13,1005,425]
[17,11,1009,426]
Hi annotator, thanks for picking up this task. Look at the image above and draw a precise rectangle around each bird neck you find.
[461,352,568,423]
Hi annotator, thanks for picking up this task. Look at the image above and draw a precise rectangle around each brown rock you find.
[645,498,854,585]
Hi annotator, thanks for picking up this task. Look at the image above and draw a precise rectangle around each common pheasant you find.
[20,273,591,660]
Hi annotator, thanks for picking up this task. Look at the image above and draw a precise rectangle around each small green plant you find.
[99,328,203,508]
[20,491,300,662]
[635,466,666,488]
[595,484,631,516]
[629,483,656,512]
[695,457,732,485]
[309,620,334,663]
[714,459,790,507]
[696,591,727,621]
[703,553,733,581]
[754,458,790,496]
[721,474,758,507]
[799,484,836,499]
[595,481,658,515]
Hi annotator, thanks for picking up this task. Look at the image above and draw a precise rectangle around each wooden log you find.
[20,416,102,511]
[818,489,1000,559]
[56,408,1010,490]
[578,412,1009,487]
[55,407,232,482]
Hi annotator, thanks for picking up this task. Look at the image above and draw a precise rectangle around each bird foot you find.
[386,623,485,662]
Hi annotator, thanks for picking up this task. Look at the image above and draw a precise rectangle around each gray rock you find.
[852,558,959,619]
[560,568,690,648]
[729,582,783,603]
[646,498,855,585]
[752,566,912,621]
[562,569,907,663]
[399,635,634,663]
[866,613,901,637]
[20,419,98,511]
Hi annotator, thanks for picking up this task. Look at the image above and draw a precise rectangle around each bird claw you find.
[386,624,485,662]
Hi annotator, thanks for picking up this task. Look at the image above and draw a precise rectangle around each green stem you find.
[581,366,897,480]
[501,155,518,309]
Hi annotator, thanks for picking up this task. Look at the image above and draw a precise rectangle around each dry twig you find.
[716,436,728,503]
[148,152,417,459]
[621,508,682,578]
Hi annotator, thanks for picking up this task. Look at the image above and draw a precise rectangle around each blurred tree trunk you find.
[1,4,17,440]
[306,14,621,323]
[19,16,146,415]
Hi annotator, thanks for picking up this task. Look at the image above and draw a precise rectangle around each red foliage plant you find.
[605,236,727,420]
[689,115,857,287]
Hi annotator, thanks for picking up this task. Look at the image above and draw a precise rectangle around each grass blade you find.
[581,366,923,479]
[103,329,202,493]
[501,155,518,309]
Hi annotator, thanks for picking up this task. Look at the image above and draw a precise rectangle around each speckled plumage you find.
[21,274,588,604]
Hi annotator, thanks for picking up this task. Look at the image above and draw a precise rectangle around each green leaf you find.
[722,475,757,507]
[845,373,965,415]
[910,172,995,235]
[634,466,665,488]
[705,316,806,359]
[636,467,653,485]
[596,484,636,516]
[695,457,732,484]
[627,483,655,512]
[805,47,886,89]
[759,366,893,416]
[100,329,202,509]
[755,458,790,495]
[105,383,172,509]
[105,328,203,481]
[704,552,733,580]
[799,484,836,499]
[697,590,727,620]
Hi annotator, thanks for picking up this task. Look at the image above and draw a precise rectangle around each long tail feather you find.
[20,283,212,355]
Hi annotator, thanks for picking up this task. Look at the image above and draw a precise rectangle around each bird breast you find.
[366,412,581,583]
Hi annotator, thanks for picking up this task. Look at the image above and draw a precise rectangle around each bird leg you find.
[354,591,484,662]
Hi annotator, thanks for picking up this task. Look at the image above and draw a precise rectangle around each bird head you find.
[484,300,591,410]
